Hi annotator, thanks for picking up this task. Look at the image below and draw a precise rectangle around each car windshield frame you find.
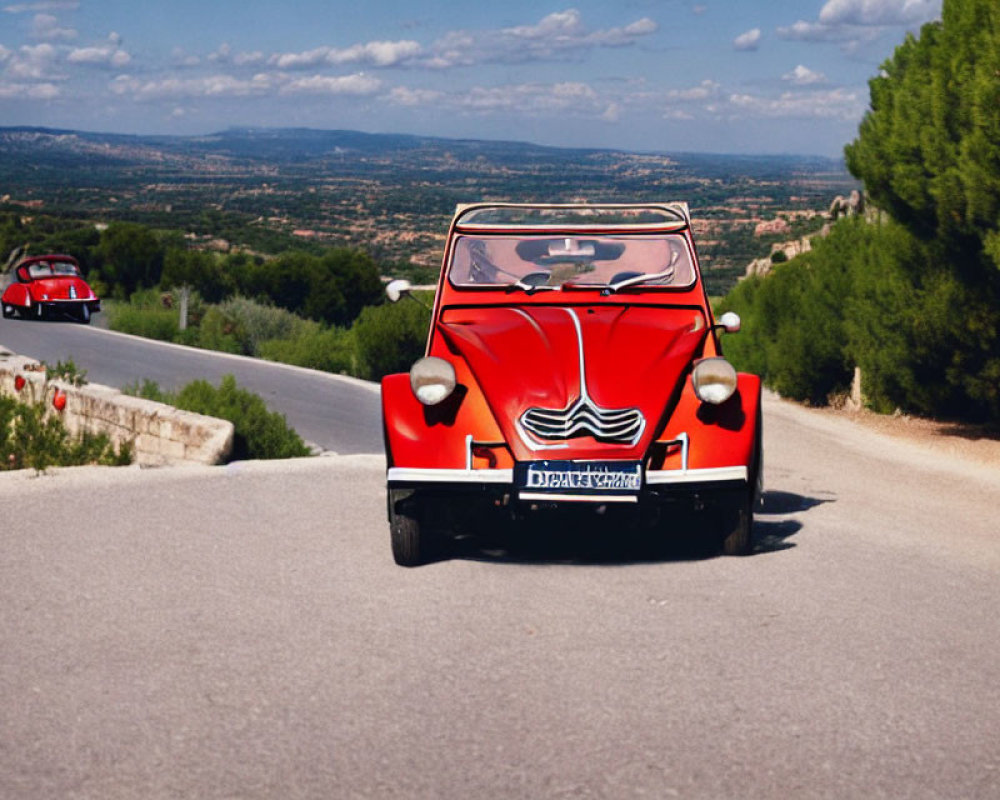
[453,203,690,231]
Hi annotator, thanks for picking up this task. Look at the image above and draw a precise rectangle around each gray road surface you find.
[2,394,999,798]
[0,315,382,454]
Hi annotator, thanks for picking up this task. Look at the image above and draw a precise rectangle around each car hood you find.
[29,277,94,300]
[438,304,707,460]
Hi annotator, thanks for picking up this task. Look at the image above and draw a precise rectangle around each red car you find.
[2,254,100,323]
[382,203,761,565]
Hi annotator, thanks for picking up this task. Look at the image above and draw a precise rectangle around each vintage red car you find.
[381,203,761,565]
[2,254,100,323]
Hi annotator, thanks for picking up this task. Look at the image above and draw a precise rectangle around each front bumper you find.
[387,464,748,501]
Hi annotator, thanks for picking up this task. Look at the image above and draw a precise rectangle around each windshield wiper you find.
[562,267,676,295]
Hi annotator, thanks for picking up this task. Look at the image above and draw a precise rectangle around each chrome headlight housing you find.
[409,357,457,405]
[691,357,737,405]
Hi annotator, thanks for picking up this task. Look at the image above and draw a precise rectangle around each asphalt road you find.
[2,393,999,799]
[0,315,382,454]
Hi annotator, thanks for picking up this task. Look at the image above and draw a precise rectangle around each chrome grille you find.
[520,396,644,444]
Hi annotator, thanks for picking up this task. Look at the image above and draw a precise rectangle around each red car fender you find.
[382,361,509,470]
[2,284,28,306]
[654,372,762,472]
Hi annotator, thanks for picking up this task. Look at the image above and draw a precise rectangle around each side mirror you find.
[385,279,412,304]
[718,311,741,333]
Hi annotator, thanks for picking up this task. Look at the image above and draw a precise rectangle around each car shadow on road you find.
[443,489,833,566]
[752,489,835,555]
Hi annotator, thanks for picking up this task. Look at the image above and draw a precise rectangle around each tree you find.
[94,222,164,298]
[845,1,1000,261]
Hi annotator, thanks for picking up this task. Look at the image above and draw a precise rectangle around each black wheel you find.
[79,304,91,324]
[721,498,753,556]
[389,489,435,567]
[2,304,14,319]
[721,413,762,556]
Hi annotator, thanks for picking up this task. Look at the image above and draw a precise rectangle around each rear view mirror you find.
[386,279,412,303]
[718,311,741,333]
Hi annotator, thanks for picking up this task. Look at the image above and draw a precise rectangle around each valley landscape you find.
[0,126,856,294]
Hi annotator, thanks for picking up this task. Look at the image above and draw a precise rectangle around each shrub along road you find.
[1,392,999,798]
[0,315,382,454]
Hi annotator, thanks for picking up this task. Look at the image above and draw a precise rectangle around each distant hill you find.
[0,125,847,175]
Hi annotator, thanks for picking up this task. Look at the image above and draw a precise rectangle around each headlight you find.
[691,357,737,405]
[409,357,457,405]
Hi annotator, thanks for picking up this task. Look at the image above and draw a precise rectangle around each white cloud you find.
[435,9,658,66]
[110,73,276,100]
[692,5,708,15]
[506,10,658,50]
[31,12,75,40]
[67,44,131,68]
[389,79,606,118]
[0,45,10,62]
[207,43,231,63]
[819,0,940,26]
[728,87,864,119]
[783,64,827,85]
[667,79,720,101]
[3,1,78,13]
[233,51,265,66]
[0,79,59,98]
[269,40,422,70]
[172,47,200,67]
[326,40,422,67]
[280,73,382,95]
[386,86,444,106]
[733,28,761,51]
[6,42,58,79]
[503,9,583,40]
[664,109,695,121]
[778,0,940,50]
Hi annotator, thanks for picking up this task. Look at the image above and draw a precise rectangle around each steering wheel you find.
[519,271,551,286]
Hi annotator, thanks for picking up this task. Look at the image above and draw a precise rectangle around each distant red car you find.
[2,254,100,323]
[381,203,762,565]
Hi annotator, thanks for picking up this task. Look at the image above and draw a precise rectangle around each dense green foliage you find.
[109,290,431,382]
[0,395,132,471]
[845,2,1000,261]
[352,298,431,380]
[724,0,1000,423]
[125,375,310,461]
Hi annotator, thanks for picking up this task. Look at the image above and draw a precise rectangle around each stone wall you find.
[0,347,234,467]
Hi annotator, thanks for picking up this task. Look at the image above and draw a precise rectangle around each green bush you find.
[215,296,302,356]
[172,375,311,461]
[719,223,853,405]
[0,395,131,472]
[258,323,356,373]
[352,299,430,380]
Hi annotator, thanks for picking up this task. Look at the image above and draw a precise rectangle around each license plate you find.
[515,460,642,499]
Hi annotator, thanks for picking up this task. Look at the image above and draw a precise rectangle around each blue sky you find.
[0,0,941,156]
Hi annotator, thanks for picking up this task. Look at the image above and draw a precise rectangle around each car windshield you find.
[448,234,695,290]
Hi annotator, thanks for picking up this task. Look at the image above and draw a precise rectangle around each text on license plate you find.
[516,460,642,495]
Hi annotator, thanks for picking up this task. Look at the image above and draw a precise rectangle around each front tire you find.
[389,489,435,567]
[721,498,753,556]
[2,304,14,319]
[79,304,91,324]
